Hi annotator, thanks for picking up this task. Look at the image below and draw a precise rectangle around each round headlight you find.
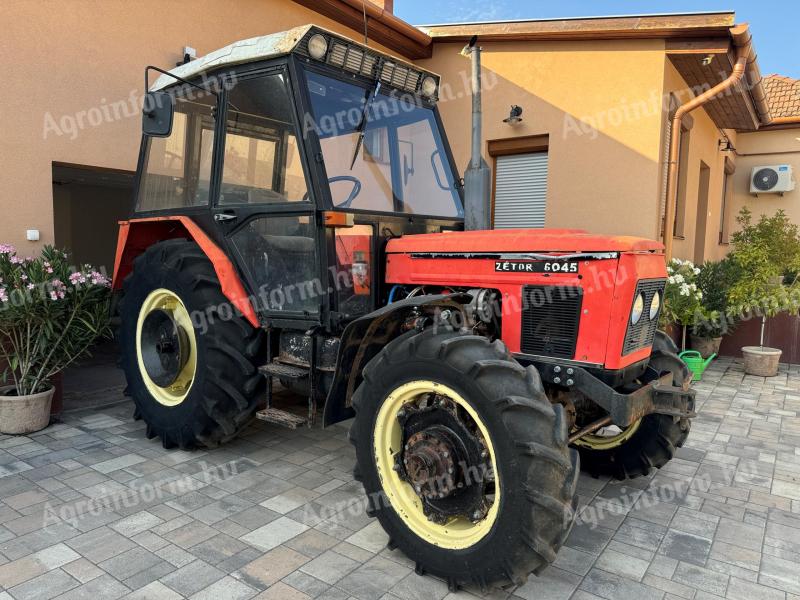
[307,34,328,60]
[649,291,661,321]
[631,293,645,325]
[421,76,438,97]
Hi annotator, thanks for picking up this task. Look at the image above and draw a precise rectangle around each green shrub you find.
[0,244,112,395]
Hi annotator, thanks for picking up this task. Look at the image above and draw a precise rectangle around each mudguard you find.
[322,293,470,426]
[112,216,259,327]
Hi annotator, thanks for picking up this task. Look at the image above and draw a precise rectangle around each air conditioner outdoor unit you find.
[750,164,795,195]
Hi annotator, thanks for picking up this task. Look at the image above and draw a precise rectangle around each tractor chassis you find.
[520,356,697,432]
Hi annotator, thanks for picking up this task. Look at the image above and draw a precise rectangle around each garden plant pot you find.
[689,335,722,359]
[741,346,781,377]
[0,385,54,434]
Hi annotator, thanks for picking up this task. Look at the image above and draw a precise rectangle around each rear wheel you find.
[350,329,579,590]
[574,332,693,480]
[119,239,265,449]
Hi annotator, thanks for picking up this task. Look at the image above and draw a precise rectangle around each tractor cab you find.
[131,25,463,332]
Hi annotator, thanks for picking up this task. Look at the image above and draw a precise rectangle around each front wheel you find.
[574,332,693,480]
[350,329,579,590]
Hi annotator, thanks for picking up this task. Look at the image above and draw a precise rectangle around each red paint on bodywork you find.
[385,229,666,370]
[112,217,259,328]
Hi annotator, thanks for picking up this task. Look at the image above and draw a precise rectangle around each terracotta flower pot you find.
[689,335,722,359]
[741,346,782,377]
[0,385,54,434]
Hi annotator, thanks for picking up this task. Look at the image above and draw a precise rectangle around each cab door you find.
[211,66,324,324]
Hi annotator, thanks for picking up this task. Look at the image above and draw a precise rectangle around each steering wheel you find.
[329,175,362,208]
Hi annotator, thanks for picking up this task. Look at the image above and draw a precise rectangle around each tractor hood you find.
[386,228,664,254]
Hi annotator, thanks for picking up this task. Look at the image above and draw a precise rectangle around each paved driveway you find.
[0,356,798,599]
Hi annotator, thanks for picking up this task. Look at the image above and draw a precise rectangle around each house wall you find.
[422,39,668,239]
[729,128,800,232]
[661,61,736,264]
[0,0,397,252]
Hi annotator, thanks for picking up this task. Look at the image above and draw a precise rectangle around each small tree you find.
[727,208,800,348]
[0,245,112,396]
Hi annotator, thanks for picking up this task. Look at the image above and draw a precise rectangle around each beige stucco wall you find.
[0,0,397,253]
[728,128,800,239]
[661,61,735,264]
[422,39,669,239]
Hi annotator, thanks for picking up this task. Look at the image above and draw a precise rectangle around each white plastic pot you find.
[0,385,54,434]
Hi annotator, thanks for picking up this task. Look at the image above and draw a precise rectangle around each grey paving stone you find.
[300,549,361,584]
[659,529,713,566]
[579,568,664,600]
[514,566,582,600]
[673,561,729,596]
[8,568,78,600]
[160,559,226,596]
[337,555,412,600]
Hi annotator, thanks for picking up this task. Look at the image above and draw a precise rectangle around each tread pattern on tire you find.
[119,239,265,449]
[350,328,579,589]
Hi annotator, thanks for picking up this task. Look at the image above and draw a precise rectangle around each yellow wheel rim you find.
[135,288,197,407]
[573,419,642,450]
[373,380,500,549]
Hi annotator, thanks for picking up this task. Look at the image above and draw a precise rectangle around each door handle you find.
[214,212,237,223]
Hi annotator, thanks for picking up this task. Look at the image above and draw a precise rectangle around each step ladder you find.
[255,329,319,429]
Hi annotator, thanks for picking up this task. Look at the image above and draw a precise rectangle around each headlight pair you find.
[631,291,661,325]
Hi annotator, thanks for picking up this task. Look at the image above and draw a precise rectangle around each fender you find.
[322,293,471,426]
[112,216,259,328]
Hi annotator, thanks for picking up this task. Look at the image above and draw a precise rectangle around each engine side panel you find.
[385,250,666,370]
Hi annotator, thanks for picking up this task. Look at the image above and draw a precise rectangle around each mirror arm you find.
[145,65,219,99]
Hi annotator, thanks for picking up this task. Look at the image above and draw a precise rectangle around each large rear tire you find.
[350,329,579,590]
[119,239,265,449]
[574,332,693,480]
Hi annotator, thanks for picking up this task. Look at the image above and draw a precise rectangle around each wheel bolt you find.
[392,463,401,472]
[397,410,406,419]
[442,451,449,458]
[472,510,482,520]
[480,450,488,459]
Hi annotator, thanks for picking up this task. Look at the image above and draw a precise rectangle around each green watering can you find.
[678,350,716,381]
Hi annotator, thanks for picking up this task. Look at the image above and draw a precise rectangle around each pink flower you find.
[49,291,58,301]
[26,283,34,290]
[0,244,15,255]
[0,288,7,303]
[9,256,22,265]
[46,267,53,274]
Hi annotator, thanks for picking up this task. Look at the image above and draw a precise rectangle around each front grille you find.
[521,286,583,359]
[623,279,666,355]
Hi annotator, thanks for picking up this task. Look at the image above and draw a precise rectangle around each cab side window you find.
[219,73,309,205]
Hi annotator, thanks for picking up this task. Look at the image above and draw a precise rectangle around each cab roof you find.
[150,24,436,92]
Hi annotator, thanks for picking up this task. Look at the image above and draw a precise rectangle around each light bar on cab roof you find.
[295,28,440,100]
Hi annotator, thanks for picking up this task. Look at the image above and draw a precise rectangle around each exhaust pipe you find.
[462,36,491,231]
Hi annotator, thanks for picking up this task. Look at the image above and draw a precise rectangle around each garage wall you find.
[0,0,398,252]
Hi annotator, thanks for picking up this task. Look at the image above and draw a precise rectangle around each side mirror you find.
[142,91,174,137]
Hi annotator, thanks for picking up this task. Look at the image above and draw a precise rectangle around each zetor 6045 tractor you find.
[114,25,695,589]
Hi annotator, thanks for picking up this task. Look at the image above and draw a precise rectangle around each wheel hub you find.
[394,395,492,524]
[140,308,191,387]
[403,429,457,498]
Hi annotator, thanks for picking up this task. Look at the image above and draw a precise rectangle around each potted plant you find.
[0,245,111,433]
[662,258,704,351]
[690,257,740,358]
[727,208,800,376]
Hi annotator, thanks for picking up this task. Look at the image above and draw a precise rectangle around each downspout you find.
[663,25,753,260]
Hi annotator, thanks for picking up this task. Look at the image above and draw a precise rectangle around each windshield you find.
[303,70,463,218]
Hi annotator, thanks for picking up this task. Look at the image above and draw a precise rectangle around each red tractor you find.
[114,25,695,590]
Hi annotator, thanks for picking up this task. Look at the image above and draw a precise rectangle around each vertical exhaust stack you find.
[462,36,491,231]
